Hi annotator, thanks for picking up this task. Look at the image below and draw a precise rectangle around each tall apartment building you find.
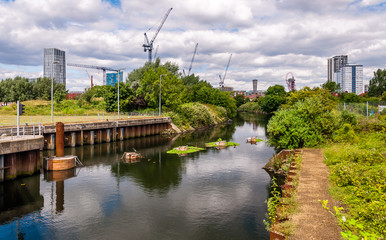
[327,55,348,82]
[44,48,66,87]
[336,64,364,94]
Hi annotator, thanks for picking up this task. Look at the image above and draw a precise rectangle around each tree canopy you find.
[368,69,386,97]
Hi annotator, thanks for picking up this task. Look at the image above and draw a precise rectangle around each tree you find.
[258,85,287,113]
[266,85,286,96]
[322,81,340,93]
[234,94,245,107]
[368,69,386,97]
[339,92,361,103]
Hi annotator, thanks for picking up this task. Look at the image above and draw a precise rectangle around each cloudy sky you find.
[0,0,385,91]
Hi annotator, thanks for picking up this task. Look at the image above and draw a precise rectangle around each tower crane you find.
[143,8,173,63]
[219,53,232,91]
[183,43,198,77]
[67,63,121,85]
[85,70,94,88]
[153,45,159,62]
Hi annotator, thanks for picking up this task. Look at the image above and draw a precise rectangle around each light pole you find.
[51,61,59,123]
[159,74,166,116]
[117,70,120,119]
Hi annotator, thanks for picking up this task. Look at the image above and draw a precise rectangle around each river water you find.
[0,113,275,240]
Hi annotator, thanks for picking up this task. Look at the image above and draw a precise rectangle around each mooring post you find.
[56,122,65,157]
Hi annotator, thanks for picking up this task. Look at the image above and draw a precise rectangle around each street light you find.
[51,61,59,123]
[117,70,120,119]
[159,74,166,116]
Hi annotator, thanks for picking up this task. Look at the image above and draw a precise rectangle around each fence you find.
[337,101,386,118]
[0,111,161,127]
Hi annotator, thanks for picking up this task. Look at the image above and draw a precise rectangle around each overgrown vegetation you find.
[205,138,239,147]
[167,103,228,131]
[167,146,205,155]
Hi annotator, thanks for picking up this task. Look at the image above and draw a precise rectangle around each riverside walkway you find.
[291,149,341,240]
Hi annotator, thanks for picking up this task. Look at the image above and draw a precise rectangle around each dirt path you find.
[291,149,341,240]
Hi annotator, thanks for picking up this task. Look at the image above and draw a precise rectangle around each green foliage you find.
[258,85,288,113]
[266,85,287,96]
[258,95,286,113]
[368,69,386,97]
[284,87,337,108]
[333,124,359,143]
[339,92,361,103]
[319,200,380,240]
[267,95,339,149]
[234,94,246,107]
[263,177,281,231]
[322,80,341,93]
[237,102,261,113]
[324,132,386,237]
[167,103,227,131]
[205,139,239,147]
[167,146,205,154]
[340,110,358,126]
[381,92,386,101]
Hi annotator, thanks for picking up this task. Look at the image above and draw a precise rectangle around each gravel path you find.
[291,149,341,240]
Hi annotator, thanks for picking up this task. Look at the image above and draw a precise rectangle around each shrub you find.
[333,124,359,143]
[340,110,357,126]
[267,96,339,149]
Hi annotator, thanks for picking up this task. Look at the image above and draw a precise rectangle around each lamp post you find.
[159,74,166,116]
[117,70,120,119]
[51,61,59,123]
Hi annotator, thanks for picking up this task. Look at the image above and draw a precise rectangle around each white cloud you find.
[0,0,385,91]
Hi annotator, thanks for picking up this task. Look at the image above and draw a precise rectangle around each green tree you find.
[368,69,386,97]
[267,95,339,149]
[234,94,245,107]
[258,85,287,113]
[321,81,340,93]
[339,92,361,103]
[54,85,67,104]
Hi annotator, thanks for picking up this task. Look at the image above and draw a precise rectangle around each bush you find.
[237,102,261,113]
[340,110,358,126]
[333,124,359,143]
[267,96,339,149]
[324,134,386,237]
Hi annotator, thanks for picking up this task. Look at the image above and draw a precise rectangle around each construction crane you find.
[67,63,121,85]
[183,43,198,77]
[153,45,159,62]
[143,8,173,63]
[84,70,94,89]
[286,72,296,92]
[219,54,232,91]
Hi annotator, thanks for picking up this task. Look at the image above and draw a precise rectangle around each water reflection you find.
[0,175,43,224]
[0,113,276,240]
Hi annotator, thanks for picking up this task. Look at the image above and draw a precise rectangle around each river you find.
[0,113,275,240]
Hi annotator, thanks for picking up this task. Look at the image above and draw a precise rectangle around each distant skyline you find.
[0,0,385,91]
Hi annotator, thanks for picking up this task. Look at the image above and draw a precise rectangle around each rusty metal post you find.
[56,122,64,157]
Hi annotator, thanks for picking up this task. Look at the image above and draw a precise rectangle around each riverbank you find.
[166,102,228,133]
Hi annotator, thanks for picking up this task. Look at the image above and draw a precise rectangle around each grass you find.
[323,130,386,238]
[0,100,163,126]
[167,146,205,154]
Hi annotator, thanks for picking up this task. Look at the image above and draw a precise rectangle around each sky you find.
[0,0,385,92]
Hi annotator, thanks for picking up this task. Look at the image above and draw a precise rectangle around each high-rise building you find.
[44,48,66,87]
[106,72,123,86]
[338,64,364,94]
[327,55,348,82]
[252,79,258,94]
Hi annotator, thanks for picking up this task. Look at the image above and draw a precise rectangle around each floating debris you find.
[121,152,144,163]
